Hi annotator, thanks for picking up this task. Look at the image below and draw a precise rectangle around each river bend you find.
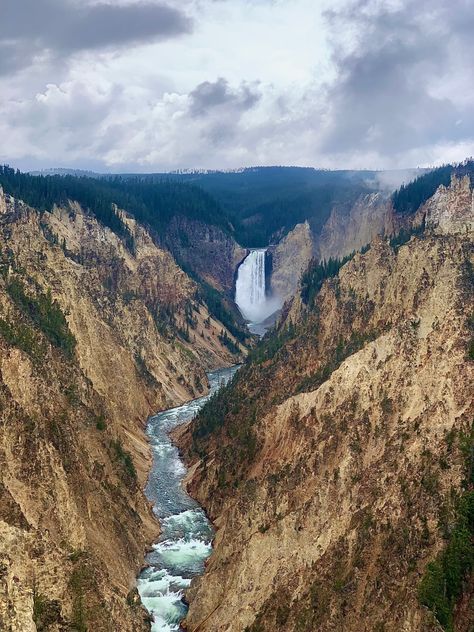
[138,366,238,632]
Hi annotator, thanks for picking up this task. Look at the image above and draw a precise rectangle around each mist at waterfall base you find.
[235,249,282,335]
[138,366,239,632]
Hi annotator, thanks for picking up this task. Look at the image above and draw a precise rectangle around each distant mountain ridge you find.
[26,165,432,248]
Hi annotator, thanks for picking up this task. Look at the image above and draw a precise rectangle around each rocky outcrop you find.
[416,174,474,236]
[165,216,247,293]
[0,189,245,631]
[0,187,6,215]
[270,221,313,304]
[314,192,395,261]
[177,178,474,632]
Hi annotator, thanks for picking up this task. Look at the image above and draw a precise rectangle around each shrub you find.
[95,415,106,431]
[33,593,62,631]
[111,439,137,484]
[418,422,474,630]
[468,338,474,361]
[467,314,474,361]
[6,278,76,359]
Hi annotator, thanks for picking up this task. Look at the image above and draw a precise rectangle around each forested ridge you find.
[392,159,474,215]
[162,167,378,247]
[0,166,251,346]
[0,166,232,241]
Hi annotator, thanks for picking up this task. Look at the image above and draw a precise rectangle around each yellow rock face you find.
[0,192,244,631]
[179,178,474,632]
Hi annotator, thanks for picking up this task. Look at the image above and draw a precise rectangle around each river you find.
[137,365,239,632]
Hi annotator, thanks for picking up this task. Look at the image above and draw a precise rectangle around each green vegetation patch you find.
[68,553,93,632]
[389,222,425,250]
[0,317,45,361]
[300,244,371,307]
[218,329,240,355]
[6,278,76,359]
[418,423,474,630]
[467,314,474,362]
[111,439,137,485]
[192,368,245,441]
[392,166,453,215]
[301,254,355,306]
[295,330,378,396]
[33,592,63,631]
[249,321,297,365]
[196,278,249,345]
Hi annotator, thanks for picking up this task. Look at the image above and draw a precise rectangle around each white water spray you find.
[235,249,282,324]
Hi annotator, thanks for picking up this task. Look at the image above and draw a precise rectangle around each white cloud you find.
[1,0,473,171]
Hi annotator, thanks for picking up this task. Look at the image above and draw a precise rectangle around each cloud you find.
[319,0,474,160]
[0,42,38,77]
[0,0,473,171]
[189,78,261,117]
[0,0,192,75]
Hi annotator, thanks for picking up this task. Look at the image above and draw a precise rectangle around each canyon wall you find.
[0,188,244,631]
[270,192,395,309]
[314,192,395,260]
[165,216,247,293]
[178,177,474,632]
[270,221,313,304]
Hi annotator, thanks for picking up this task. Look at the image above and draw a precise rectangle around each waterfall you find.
[235,249,281,324]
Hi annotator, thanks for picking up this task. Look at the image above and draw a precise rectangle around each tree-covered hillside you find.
[119,166,436,247]
[116,167,380,246]
[392,160,474,215]
[0,166,232,241]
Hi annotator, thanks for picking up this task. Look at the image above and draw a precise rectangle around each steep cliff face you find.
[270,222,314,304]
[270,193,395,309]
[314,192,395,261]
[177,178,474,632]
[416,174,474,236]
[0,188,245,631]
[165,216,247,293]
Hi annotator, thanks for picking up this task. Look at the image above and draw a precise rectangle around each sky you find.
[1,0,473,172]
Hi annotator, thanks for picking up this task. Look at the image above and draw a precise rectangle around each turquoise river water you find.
[137,365,238,632]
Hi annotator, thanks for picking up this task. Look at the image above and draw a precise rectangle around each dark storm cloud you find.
[2,0,473,171]
[320,0,474,156]
[0,42,35,76]
[189,78,261,117]
[0,0,192,75]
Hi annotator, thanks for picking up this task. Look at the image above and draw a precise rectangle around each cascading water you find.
[138,366,238,632]
[235,249,282,329]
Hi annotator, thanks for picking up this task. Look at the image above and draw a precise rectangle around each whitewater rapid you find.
[138,366,239,632]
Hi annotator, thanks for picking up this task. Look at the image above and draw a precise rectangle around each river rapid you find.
[138,365,239,632]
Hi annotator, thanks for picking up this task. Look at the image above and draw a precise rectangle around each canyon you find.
[177,173,474,632]
[0,183,245,631]
[0,164,472,632]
